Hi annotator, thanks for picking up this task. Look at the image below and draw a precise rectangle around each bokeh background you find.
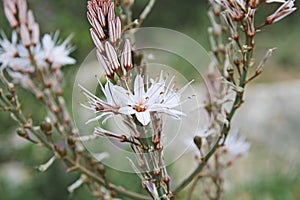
[0,0,300,199]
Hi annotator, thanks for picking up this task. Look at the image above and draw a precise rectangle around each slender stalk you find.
[173,33,253,194]
[66,158,151,200]
[137,0,156,27]
[173,135,222,194]
[186,174,202,200]
[0,79,150,200]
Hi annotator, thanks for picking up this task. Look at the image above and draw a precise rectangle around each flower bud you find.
[55,140,67,157]
[123,0,134,6]
[16,128,27,138]
[97,164,105,175]
[193,136,202,150]
[5,94,14,102]
[40,121,52,135]
[67,137,76,148]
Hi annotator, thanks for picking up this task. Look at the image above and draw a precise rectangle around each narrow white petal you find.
[118,106,136,115]
[136,111,151,126]
[134,75,145,103]
[113,85,134,106]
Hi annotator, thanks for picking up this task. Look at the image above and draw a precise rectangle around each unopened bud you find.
[16,128,27,138]
[40,121,52,135]
[55,140,67,157]
[232,33,239,40]
[123,0,134,6]
[67,137,76,148]
[227,67,234,76]
[120,135,127,142]
[154,168,160,176]
[97,164,105,175]
[164,176,170,184]
[44,82,52,88]
[75,143,85,154]
[5,94,14,102]
[234,58,240,66]
[194,136,202,150]
[111,191,118,198]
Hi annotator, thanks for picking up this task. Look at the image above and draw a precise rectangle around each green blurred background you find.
[0,0,300,199]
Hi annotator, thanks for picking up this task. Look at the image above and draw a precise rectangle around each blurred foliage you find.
[0,0,300,199]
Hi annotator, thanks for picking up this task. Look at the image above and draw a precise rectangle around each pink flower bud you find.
[20,23,31,47]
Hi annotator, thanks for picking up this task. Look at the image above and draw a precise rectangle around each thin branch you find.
[66,158,151,200]
[174,24,254,194]
[136,0,156,27]
[186,174,202,200]
[173,136,222,194]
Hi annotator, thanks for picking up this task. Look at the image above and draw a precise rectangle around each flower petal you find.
[134,75,145,103]
[113,85,134,106]
[119,106,136,115]
[136,111,151,126]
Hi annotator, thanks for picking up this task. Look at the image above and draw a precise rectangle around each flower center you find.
[135,102,146,112]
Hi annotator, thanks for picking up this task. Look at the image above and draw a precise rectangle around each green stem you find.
[173,34,253,195]
[66,158,151,200]
[173,136,222,194]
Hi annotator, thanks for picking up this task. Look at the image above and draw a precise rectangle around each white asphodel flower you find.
[223,130,251,157]
[81,73,192,126]
[116,74,191,126]
[0,31,39,73]
[39,33,76,67]
[1,31,75,73]
[0,31,18,69]
[79,78,122,124]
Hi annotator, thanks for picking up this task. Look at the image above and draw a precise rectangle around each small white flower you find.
[81,73,192,126]
[1,31,75,75]
[0,31,18,69]
[0,31,41,74]
[116,74,190,126]
[223,130,250,157]
[79,78,122,124]
[39,33,76,66]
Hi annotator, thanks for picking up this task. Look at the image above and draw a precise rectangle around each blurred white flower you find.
[223,130,250,157]
[0,31,18,69]
[39,33,76,67]
[0,31,75,75]
[0,31,41,74]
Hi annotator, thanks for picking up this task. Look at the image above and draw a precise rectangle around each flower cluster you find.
[87,0,132,78]
[1,0,75,90]
[0,32,75,72]
[213,0,297,39]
